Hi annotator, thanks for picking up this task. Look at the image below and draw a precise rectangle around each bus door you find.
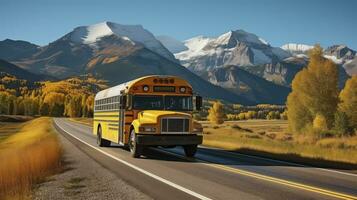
[118,93,126,145]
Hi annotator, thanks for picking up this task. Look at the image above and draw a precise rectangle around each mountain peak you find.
[214,29,269,47]
[71,22,114,44]
[68,21,176,61]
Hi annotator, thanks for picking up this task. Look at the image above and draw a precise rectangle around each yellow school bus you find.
[93,75,203,158]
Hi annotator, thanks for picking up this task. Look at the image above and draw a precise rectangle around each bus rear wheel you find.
[97,126,111,147]
[183,145,197,157]
[129,129,143,158]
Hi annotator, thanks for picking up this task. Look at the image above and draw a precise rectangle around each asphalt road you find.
[53,118,357,200]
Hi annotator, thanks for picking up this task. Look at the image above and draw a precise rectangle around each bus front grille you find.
[161,118,189,133]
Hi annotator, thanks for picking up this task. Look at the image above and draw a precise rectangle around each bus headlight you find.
[179,87,186,93]
[139,126,156,132]
[143,85,149,92]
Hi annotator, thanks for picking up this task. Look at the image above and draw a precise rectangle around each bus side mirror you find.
[120,95,127,109]
[195,96,202,111]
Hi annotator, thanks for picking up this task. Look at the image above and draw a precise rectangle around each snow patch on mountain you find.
[281,43,314,54]
[174,30,290,71]
[69,21,175,61]
[71,22,113,44]
[324,55,344,64]
[175,36,213,61]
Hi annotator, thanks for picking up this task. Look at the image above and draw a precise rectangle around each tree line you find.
[0,76,106,118]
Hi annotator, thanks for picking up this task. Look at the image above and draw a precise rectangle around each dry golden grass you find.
[202,120,357,165]
[0,117,62,199]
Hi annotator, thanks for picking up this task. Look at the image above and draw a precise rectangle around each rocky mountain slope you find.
[166,31,354,91]
[0,22,254,104]
[174,30,291,75]
[206,65,291,104]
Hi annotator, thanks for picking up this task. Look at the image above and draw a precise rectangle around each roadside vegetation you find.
[203,45,357,166]
[0,117,62,199]
[202,120,357,165]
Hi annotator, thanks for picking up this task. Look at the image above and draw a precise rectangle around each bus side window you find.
[120,95,127,109]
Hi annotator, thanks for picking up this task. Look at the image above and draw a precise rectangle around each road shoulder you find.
[33,126,151,200]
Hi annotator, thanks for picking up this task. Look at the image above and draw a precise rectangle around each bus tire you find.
[129,129,142,158]
[183,144,197,157]
[97,125,111,147]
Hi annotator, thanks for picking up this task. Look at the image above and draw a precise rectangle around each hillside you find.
[206,66,291,104]
[0,22,253,104]
[0,39,40,61]
[0,59,49,82]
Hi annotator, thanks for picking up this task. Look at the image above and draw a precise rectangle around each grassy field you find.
[71,118,357,167]
[0,117,62,199]
[202,120,357,167]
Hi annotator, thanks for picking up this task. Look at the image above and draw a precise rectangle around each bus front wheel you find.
[97,126,111,147]
[129,129,143,158]
[183,145,197,157]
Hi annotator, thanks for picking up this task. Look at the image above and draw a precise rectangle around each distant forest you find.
[0,74,107,117]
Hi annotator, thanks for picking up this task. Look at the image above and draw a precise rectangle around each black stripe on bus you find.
[108,123,119,127]
[94,115,119,118]
[94,110,120,113]
[94,119,119,123]
[109,127,119,131]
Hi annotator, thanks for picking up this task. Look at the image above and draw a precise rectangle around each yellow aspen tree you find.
[339,75,357,129]
[207,101,225,124]
[287,45,339,133]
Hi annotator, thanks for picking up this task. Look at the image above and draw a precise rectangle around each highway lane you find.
[53,118,357,200]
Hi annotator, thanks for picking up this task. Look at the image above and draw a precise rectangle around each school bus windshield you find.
[132,95,193,111]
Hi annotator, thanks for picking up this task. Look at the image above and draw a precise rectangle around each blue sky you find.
[1,0,356,49]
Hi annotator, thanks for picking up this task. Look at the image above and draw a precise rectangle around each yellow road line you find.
[208,163,357,200]
[158,149,357,200]
[67,119,357,200]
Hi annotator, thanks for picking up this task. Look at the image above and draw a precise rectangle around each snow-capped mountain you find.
[156,35,188,54]
[174,30,291,74]
[281,43,314,56]
[324,45,356,63]
[281,43,356,75]
[0,22,255,104]
[69,21,176,62]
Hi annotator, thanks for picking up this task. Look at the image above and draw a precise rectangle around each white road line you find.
[54,119,212,200]
[66,118,357,178]
[198,146,357,178]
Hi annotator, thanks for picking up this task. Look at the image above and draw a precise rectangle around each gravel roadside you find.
[33,132,152,200]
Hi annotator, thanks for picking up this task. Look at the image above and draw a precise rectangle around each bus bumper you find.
[136,134,203,146]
